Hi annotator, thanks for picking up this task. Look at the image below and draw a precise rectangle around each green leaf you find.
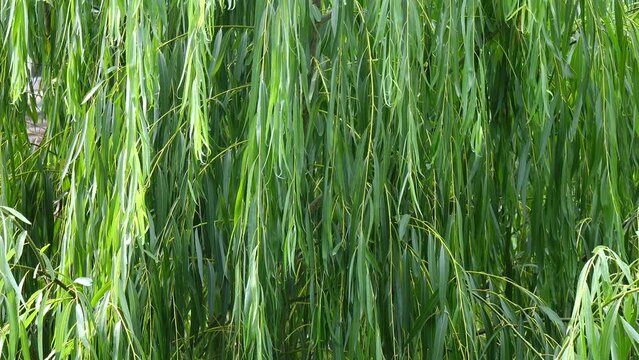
[74,277,93,287]
[0,206,31,225]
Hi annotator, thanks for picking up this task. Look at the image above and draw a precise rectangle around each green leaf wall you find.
[1,0,639,358]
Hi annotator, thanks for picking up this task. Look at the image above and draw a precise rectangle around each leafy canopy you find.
[1,0,639,359]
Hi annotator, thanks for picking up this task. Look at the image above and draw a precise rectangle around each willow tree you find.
[2,0,639,359]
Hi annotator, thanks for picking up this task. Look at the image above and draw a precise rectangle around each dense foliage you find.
[2,0,639,358]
